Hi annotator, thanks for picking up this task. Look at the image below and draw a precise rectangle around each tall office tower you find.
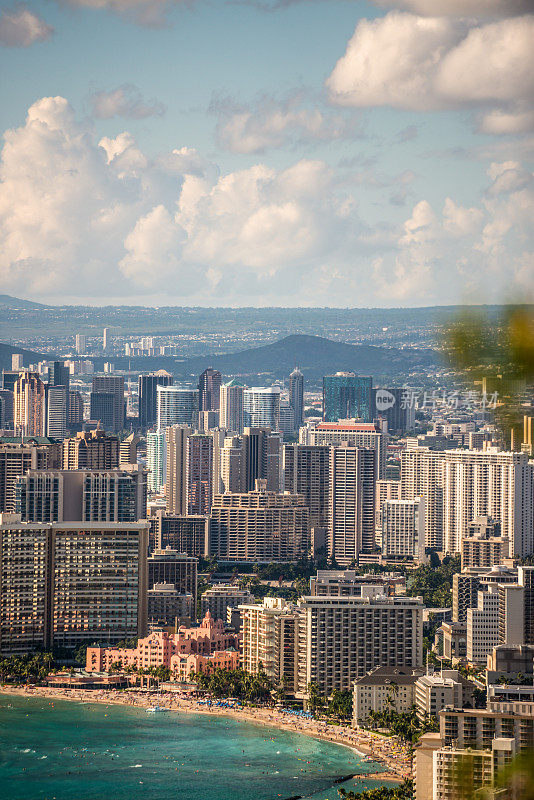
[209,489,310,562]
[2,371,20,393]
[138,371,173,428]
[198,368,222,413]
[11,354,23,370]
[307,421,387,478]
[219,380,244,433]
[0,519,148,655]
[48,361,69,391]
[283,444,329,528]
[91,376,125,432]
[296,595,423,695]
[67,390,84,432]
[381,497,426,565]
[243,387,280,430]
[15,467,147,523]
[90,392,114,430]
[322,373,372,423]
[371,387,415,434]
[278,402,295,436]
[442,450,533,557]
[243,426,282,492]
[466,585,500,663]
[289,367,304,429]
[119,432,141,465]
[166,425,192,514]
[157,385,198,429]
[45,385,67,440]
[75,334,86,354]
[147,548,197,597]
[103,327,111,352]
[187,433,213,515]
[219,435,245,493]
[154,510,208,558]
[146,429,166,492]
[0,389,14,429]
[328,444,377,565]
[0,441,61,513]
[63,429,119,470]
[400,447,445,550]
[461,517,509,569]
[13,371,45,437]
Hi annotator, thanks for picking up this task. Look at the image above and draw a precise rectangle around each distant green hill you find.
[0,294,49,310]
[0,343,50,371]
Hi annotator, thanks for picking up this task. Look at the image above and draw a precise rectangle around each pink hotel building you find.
[86,612,240,680]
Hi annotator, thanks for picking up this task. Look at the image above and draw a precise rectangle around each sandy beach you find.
[0,684,410,781]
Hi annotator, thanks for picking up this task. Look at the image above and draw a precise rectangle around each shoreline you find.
[0,685,409,783]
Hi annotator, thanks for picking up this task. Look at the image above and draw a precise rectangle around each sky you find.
[0,0,533,307]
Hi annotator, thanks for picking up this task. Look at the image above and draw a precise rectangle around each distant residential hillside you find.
[0,343,50,371]
[100,334,440,382]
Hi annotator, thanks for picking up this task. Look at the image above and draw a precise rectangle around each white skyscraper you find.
[75,334,86,354]
[219,381,244,433]
[382,497,426,564]
[146,429,166,492]
[329,444,377,564]
[157,386,198,429]
[243,387,280,430]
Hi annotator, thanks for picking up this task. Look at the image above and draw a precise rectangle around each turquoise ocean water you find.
[0,694,391,800]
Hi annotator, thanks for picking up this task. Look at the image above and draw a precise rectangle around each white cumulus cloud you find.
[90,85,167,119]
[0,4,53,47]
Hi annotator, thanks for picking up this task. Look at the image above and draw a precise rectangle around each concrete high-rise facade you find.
[466,586,500,663]
[289,367,304,430]
[243,427,281,492]
[75,334,86,354]
[209,489,310,562]
[322,373,372,423]
[45,385,67,440]
[154,511,208,558]
[400,448,445,550]
[304,421,387,478]
[13,371,45,437]
[187,433,213,515]
[461,516,509,570]
[0,518,148,655]
[198,368,222,413]
[219,435,245,494]
[147,548,197,597]
[146,429,166,492]
[0,441,61,513]
[138,371,173,428]
[91,376,125,432]
[63,429,119,470]
[157,385,198,429]
[165,425,192,515]
[219,381,244,434]
[328,444,377,564]
[67,390,84,432]
[371,387,415,434]
[243,387,280,430]
[381,497,426,564]
[283,444,329,528]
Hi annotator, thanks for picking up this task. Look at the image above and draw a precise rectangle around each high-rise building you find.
[201,585,253,622]
[322,373,372,423]
[11,354,23,371]
[243,387,280,430]
[103,327,111,352]
[14,467,147,523]
[48,361,69,391]
[75,334,86,354]
[119,432,141,466]
[371,387,415,434]
[187,433,213,515]
[0,518,148,655]
[2,371,20,393]
[466,586,500,663]
[45,384,67,440]
[283,444,329,528]
[400,448,445,550]
[89,392,114,431]
[296,595,423,695]
[91,376,125,432]
[67,390,84,432]
[209,488,310,562]
[165,425,192,514]
[278,402,295,437]
[154,511,208,558]
[243,426,281,492]
[146,429,166,492]
[13,371,45,437]
[219,435,245,494]
[138,371,173,428]
[147,548,197,597]
[304,421,387,478]
[289,367,304,429]
[219,380,244,434]
[328,444,377,564]
[461,517,509,570]
[0,441,61,513]
[198,368,222,413]
[157,385,198,429]
[239,597,299,685]
[381,497,426,564]
[63,429,119,470]
[0,390,14,429]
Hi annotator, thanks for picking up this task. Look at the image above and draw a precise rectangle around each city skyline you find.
[0,0,532,307]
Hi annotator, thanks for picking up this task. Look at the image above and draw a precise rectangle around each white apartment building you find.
[414,672,464,722]
[201,584,253,622]
[466,586,500,664]
[353,666,423,726]
[219,382,244,434]
[239,597,298,685]
[301,421,387,478]
[381,497,426,564]
[243,387,280,430]
[328,444,377,564]
[146,429,165,492]
[400,447,445,550]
